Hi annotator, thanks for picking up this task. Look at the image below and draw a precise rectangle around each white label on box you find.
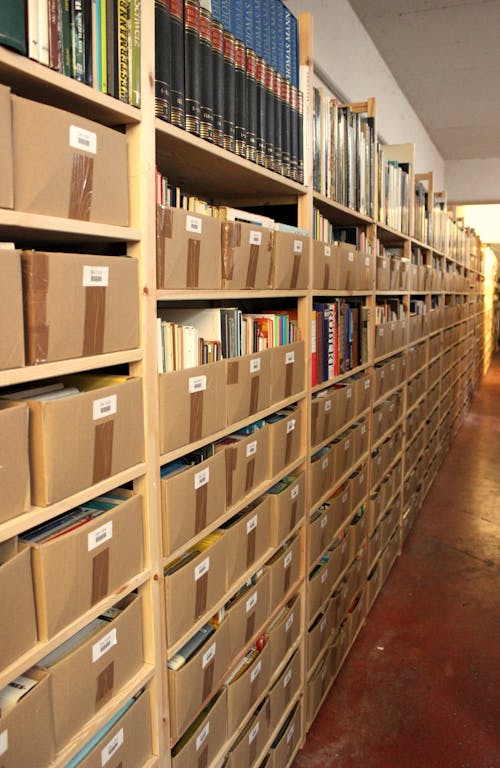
[246,592,258,612]
[246,514,258,534]
[189,375,207,394]
[202,642,216,668]
[345,439,350,451]
[324,245,331,257]
[249,230,262,246]
[341,542,347,554]
[194,467,210,490]
[246,440,257,457]
[285,350,295,364]
[186,215,202,234]
[361,425,366,435]
[286,419,296,434]
[322,457,329,470]
[379,327,385,336]
[320,617,327,633]
[285,613,294,632]
[83,265,109,287]
[93,395,117,420]
[390,363,395,372]
[346,387,352,398]
[325,400,332,412]
[321,515,328,529]
[293,239,303,254]
[391,323,396,331]
[195,557,210,581]
[250,660,262,683]
[378,413,383,422]
[382,260,387,268]
[348,252,354,262]
[250,357,261,373]
[364,379,370,389]
[70,125,97,154]
[284,669,292,687]
[321,568,328,584]
[88,521,113,551]
[365,256,370,266]
[342,492,348,504]
[284,551,293,568]
[0,731,7,757]
[101,728,123,766]
[381,370,385,378]
[287,724,295,744]
[321,665,327,680]
[249,722,260,744]
[92,628,117,662]
[196,723,210,751]
[390,404,395,412]
[291,484,299,500]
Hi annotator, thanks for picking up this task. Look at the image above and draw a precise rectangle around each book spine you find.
[211,17,224,147]
[39,0,50,65]
[170,0,185,128]
[223,28,236,153]
[255,56,266,166]
[117,0,128,100]
[289,83,298,182]
[264,63,275,170]
[211,0,221,22]
[297,89,303,184]
[99,0,106,90]
[327,305,334,381]
[27,0,40,60]
[273,69,283,174]
[311,311,317,388]
[155,0,171,120]
[233,38,246,157]
[48,0,61,70]
[129,0,141,107]
[280,75,290,178]
[184,0,201,135]
[199,2,214,141]
[105,0,117,96]
[71,0,85,81]
[245,46,257,163]
[220,0,230,30]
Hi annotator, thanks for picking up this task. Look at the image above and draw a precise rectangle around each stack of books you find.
[312,300,369,385]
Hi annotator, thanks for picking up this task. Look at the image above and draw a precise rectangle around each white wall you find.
[287,0,445,188]
[445,159,500,204]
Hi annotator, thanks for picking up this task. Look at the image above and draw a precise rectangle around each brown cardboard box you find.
[164,532,227,647]
[329,580,348,631]
[306,649,331,724]
[328,528,351,584]
[353,371,372,413]
[0,540,37,671]
[156,206,222,289]
[159,361,225,455]
[226,640,271,732]
[225,698,270,768]
[221,426,270,508]
[267,471,305,547]
[267,535,301,613]
[312,241,335,290]
[0,85,13,208]
[389,258,402,290]
[221,220,273,289]
[42,593,144,751]
[357,251,373,290]
[311,390,335,448]
[29,490,144,639]
[15,375,144,506]
[21,251,139,365]
[327,482,352,534]
[225,351,271,425]
[376,256,390,290]
[226,570,270,660]
[12,95,128,225]
[74,687,152,768]
[367,561,382,609]
[269,341,305,405]
[307,560,335,622]
[310,446,334,508]
[375,323,388,358]
[0,668,54,768]
[308,505,334,566]
[271,230,309,290]
[347,589,365,644]
[330,432,353,483]
[269,700,301,768]
[268,592,301,672]
[349,508,368,555]
[171,689,227,768]
[336,245,358,290]
[267,402,302,477]
[331,381,356,431]
[224,496,272,585]
[0,249,24,369]
[161,451,226,557]
[0,402,30,523]
[350,464,368,510]
[306,609,331,672]
[268,648,301,734]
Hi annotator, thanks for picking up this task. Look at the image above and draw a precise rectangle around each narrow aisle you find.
[294,355,500,768]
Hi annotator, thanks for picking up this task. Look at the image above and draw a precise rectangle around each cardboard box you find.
[0,540,37,671]
[0,402,30,523]
[312,241,335,290]
[269,700,301,768]
[306,650,331,725]
[225,698,270,768]
[74,687,152,768]
[307,560,335,622]
[331,381,356,432]
[267,535,301,613]
[171,689,227,768]
[331,432,353,483]
[222,426,270,508]
[29,490,144,640]
[164,532,227,647]
[267,402,302,477]
[327,482,352,534]
[161,450,226,557]
[267,472,305,547]
[307,608,331,672]
[268,592,301,672]
[350,464,368,510]
[374,324,388,358]
[311,391,336,448]
[226,569,270,660]
[329,580,348,631]
[357,251,373,290]
[0,85,13,208]
[221,220,273,289]
[308,505,334,566]
[310,446,334,508]
[349,417,368,459]
[225,351,271,425]
[0,249,24,369]
[0,668,54,768]
[21,251,139,365]
[376,256,390,290]
[226,640,271,732]
[269,341,305,405]
[168,618,231,740]
[367,560,382,609]
[389,258,402,290]
[336,245,358,290]
[353,371,372,413]
[224,496,272,585]
[327,528,351,586]
[156,206,222,289]
[43,593,144,751]
[159,361,226,455]
[347,589,365,644]
[268,648,301,734]
[349,508,368,555]
[12,95,128,225]
[271,230,309,290]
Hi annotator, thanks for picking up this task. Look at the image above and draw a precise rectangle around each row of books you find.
[20,491,123,543]
[155,0,304,182]
[1,1,140,106]
[378,153,410,235]
[312,300,369,386]
[313,88,376,218]
[157,307,300,372]
[313,211,371,253]
[375,298,407,324]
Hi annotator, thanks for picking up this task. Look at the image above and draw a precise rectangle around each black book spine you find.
[211,18,225,147]
[245,47,257,163]
[155,0,171,121]
[264,63,275,170]
[170,0,185,128]
[280,77,291,178]
[297,89,304,184]
[234,38,246,158]
[289,84,298,183]
[223,29,236,153]
[273,70,283,175]
[184,0,201,136]
[199,4,213,142]
[255,56,266,166]
[106,0,117,97]
[83,0,93,87]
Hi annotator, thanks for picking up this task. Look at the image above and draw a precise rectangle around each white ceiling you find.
[348,0,500,162]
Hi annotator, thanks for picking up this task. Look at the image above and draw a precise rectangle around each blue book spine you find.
[276,0,286,78]
[270,0,278,71]
[253,0,263,58]
[244,0,254,50]
[283,2,292,82]
[290,11,298,87]
[221,0,231,30]
[211,0,222,23]
[230,0,244,41]
[262,0,272,65]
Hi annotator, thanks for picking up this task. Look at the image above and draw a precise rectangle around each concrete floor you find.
[294,355,500,768]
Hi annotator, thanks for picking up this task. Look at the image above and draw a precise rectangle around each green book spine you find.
[71,0,85,82]
[60,0,72,75]
[129,0,140,107]
[0,1,27,55]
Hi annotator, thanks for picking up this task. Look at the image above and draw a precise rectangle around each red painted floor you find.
[294,355,500,768]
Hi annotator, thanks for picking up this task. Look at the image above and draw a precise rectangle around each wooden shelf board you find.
[157,289,308,301]
[0,349,143,387]
[312,289,371,298]
[376,222,409,245]
[376,289,409,296]
[0,209,141,245]
[313,193,374,227]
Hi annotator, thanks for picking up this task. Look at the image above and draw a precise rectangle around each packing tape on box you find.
[197,746,208,768]
[245,612,256,644]
[283,557,292,595]
[225,447,237,506]
[249,659,262,706]
[290,252,301,290]
[285,431,293,466]
[155,205,172,287]
[93,421,114,484]
[83,285,106,356]
[290,499,298,530]
[189,390,204,444]
[91,548,110,605]
[186,238,201,288]
[95,661,114,708]
[195,484,208,534]
[69,153,94,221]
[195,571,208,620]
[221,222,240,281]
[284,362,293,399]
[23,250,50,364]
[246,243,260,289]
[246,526,256,568]
[244,458,255,495]
[249,733,258,766]
[202,656,215,701]
[226,360,239,385]
[249,376,260,415]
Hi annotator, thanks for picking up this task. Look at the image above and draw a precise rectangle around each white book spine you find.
[28,0,40,60]
[38,0,49,66]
